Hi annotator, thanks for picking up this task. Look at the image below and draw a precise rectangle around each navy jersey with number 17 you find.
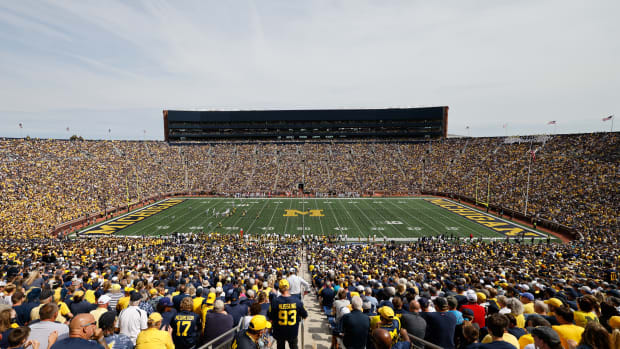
[170,310,200,348]
[268,295,308,340]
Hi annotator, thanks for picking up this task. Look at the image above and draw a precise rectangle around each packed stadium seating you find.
[0,132,619,348]
[0,133,617,240]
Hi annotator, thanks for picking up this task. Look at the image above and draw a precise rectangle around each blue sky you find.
[0,0,618,140]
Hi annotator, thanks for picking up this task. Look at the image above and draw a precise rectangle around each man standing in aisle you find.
[269,279,308,349]
[287,268,310,302]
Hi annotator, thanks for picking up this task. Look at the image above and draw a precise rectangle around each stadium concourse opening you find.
[163,106,448,141]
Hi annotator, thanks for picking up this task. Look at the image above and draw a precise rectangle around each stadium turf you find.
[78,197,555,241]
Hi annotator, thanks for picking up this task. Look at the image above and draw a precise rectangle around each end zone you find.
[425,198,548,238]
[78,199,185,236]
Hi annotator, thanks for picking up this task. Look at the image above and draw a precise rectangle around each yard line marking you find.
[335,197,366,237]
[382,199,438,236]
[313,199,326,235]
[359,200,407,238]
[339,199,385,239]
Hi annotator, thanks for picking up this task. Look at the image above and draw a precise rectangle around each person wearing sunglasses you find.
[49,314,109,349]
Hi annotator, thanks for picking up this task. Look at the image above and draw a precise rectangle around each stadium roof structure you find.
[163,106,448,141]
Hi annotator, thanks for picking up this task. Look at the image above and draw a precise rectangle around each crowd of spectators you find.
[310,238,620,349]
[1,132,616,240]
[0,233,618,348]
[0,234,306,348]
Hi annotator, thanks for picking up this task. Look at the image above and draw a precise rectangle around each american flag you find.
[602,115,614,121]
[66,127,70,132]
[502,123,508,128]
[547,121,556,125]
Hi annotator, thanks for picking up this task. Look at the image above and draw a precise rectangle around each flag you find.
[547,121,556,125]
[18,123,23,129]
[502,123,508,128]
[108,128,111,133]
[530,147,540,162]
[466,126,470,130]
[602,115,614,121]
[66,127,70,132]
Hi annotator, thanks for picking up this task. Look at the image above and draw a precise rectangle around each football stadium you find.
[1,108,619,349]
[1,2,620,349]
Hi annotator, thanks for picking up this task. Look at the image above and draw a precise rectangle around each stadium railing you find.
[407,333,443,349]
[198,324,241,349]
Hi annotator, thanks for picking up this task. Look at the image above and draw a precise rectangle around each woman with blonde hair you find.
[23,271,43,291]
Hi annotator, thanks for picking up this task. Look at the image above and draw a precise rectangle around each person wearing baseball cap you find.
[520,292,535,314]
[286,267,309,301]
[69,290,96,316]
[200,293,217,332]
[157,297,176,330]
[268,277,307,349]
[461,290,486,329]
[232,315,272,349]
[135,312,174,349]
[90,295,111,327]
[372,306,407,347]
[118,291,148,345]
[531,326,562,349]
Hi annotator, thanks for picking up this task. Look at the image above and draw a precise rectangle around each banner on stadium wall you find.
[425,198,547,237]
[79,199,185,235]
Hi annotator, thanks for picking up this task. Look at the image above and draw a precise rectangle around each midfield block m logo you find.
[283,209,325,217]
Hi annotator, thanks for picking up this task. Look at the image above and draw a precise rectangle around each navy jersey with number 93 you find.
[268,296,308,340]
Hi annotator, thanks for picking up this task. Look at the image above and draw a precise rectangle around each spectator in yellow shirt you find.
[136,312,174,349]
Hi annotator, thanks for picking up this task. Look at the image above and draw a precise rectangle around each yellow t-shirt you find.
[552,324,584,349]
[523,303,535,314]
[515,313,525,329]
[90,307,108,327]
[481,333,519,349]
[518,333,534,349]
[135,328,175,349]
[193,297,204,315]
[58,301,71,318]
[573,311,598,328]
[85,290,97,304]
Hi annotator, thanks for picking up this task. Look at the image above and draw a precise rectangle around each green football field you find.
[79,197,554,241]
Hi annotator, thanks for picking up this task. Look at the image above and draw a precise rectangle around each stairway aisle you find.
[300,247,332,349]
